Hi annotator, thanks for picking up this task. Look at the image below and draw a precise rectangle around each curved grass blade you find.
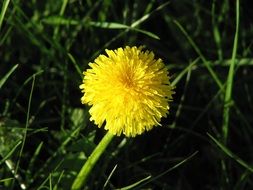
[116,175,152,190]
[137,151,198,189]
[208,133,253,173]
[0,64,18,89]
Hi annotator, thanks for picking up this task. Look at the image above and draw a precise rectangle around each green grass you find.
[0,0,10,31]
[1,0,253,189]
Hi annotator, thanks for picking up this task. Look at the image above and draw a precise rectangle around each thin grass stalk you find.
[222,0,240,144]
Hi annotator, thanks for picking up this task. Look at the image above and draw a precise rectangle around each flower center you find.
[123,74,135,88]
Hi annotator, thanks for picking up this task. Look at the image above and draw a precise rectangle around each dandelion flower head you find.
[80,46,174,137]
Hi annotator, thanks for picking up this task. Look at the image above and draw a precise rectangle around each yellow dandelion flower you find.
[80,46,174,137]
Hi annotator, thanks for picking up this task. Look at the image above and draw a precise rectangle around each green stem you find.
[222,0,239,144]
[71,132,114,190]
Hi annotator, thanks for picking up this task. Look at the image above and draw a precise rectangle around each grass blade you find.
[103,165,118,189]
[137,151,198,189]
[117,175,152,190]
[13,75,36,189]
[67,53,84,79]
[222,0,240,143]
[0,141,22,165]
[171,57,199,87]
[0,178,13,183]
[0,64,18,89]
[208,133,253,172]
[53,0,69,39]
[173,20,223,89]
[0,0,10,31]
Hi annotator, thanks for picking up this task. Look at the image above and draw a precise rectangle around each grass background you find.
[1,0,253,189]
